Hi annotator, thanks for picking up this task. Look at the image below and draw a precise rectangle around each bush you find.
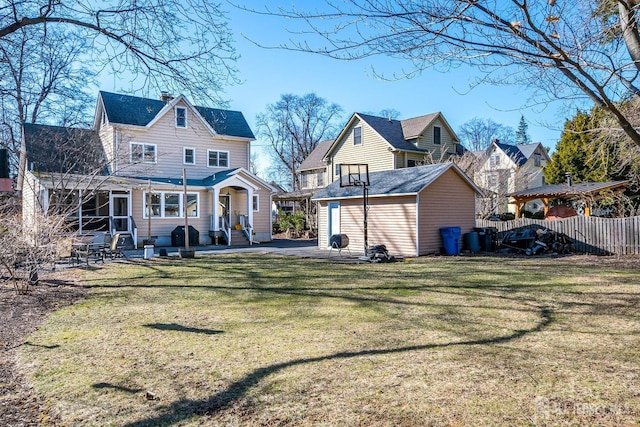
[532,210,545,219]
[500,212,515,221]
[277,210,306,233]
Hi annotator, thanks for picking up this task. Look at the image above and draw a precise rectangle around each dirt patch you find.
[0,272,86,426]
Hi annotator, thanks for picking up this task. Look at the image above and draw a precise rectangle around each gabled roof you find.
[298,139,334,172]
[491,141,549,167]
[22,123,107,175]
[312,162,482,201]
[324,111,460,160]
[98,91,254,139]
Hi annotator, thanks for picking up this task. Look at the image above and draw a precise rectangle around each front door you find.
[327,202,340,246]
[110,193,130,232]
[219,194,230,228]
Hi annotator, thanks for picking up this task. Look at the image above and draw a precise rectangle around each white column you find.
[212,187,220,231]
[247,187,254,228]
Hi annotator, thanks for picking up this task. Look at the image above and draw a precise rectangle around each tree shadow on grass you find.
[92,382,144,394]
[143,323,223,335]
[124,307,553,427]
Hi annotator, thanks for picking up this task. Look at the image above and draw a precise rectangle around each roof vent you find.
[160,91,174,102]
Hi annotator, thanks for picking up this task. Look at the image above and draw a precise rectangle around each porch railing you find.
[219,216,231,246]
[239,215,253,245]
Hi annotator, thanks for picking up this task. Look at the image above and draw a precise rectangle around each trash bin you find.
[143,244,154,259]
[440,226,461,255]
[464,231,481,253]
[474,227,497,252]
[171,225,200,247]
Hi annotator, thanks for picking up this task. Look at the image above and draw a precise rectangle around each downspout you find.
[114,128,119,174]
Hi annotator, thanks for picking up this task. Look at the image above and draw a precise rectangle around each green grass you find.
[19,254,640,426]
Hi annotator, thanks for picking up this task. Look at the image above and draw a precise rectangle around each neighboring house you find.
[20,91,276,247]
[475,141,550,215]
[321,112,464,184]
[0,148,13,193]
[297,139,333,191]
[312,163,482,256]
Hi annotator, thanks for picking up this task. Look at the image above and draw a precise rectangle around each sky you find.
[100,1,573,176]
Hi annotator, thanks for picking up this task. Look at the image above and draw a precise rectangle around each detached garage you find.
[312,163,482,257]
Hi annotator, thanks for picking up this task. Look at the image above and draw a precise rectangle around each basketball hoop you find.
[337,164,370,255]
[339,164,370,188]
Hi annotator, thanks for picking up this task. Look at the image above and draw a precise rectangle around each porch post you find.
[212,187,220,231]
[247,187,254,228]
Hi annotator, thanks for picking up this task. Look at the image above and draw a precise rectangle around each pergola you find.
[507,180,628,218]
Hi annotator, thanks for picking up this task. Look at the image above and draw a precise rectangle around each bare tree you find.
[1,0,238,105]
[256,93,343,190]
[458,118,514,151]
[0,24,94,173]
[257,1,640,148]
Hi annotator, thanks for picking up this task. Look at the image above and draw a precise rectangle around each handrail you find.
[130,216,137,249]
[219,216,231,246]
[239,214,253,245]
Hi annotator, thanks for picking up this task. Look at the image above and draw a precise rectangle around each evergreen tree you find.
[514,115,531,145]
[543,109,619,185]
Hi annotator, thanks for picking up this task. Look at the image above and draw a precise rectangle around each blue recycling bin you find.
[440,226,461,255]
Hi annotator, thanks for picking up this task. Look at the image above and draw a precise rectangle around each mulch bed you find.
[0,272,86,426]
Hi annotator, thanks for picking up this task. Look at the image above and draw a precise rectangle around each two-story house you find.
[321,112,463,184]
[20,91,276,247]
[475,140,550,215]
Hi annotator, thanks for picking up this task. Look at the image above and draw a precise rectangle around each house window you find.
[335,163,341,177]
[433,126,441,145]
[183,147,195,165]
[130,142,157,164]
[408,159,417,167]
[164,193,180,217]
[489,155,500,168]
[317,171,324,187]
[534,153,542,167]
[176,107,187,128]
[253,194,259,212]
[300,173,308,188]
[487,173,499,189]
[354,126,362,146]
[208,150,229,168]
[143,192,199,218]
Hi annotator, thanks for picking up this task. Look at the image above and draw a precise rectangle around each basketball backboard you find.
[339,163,370,187]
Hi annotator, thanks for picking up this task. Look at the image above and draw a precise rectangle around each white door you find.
[110,193,130,232]
[327,202,340,246]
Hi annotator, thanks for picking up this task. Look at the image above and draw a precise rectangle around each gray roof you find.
[400,113,440,139]
[298,139,334,172]
[312,163,479,200]
[495,141,527,166]
[357,113,425,153]
[22,123,107,175]
[99,91,254,139]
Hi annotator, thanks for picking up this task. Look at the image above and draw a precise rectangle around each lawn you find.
[19,254,640,426]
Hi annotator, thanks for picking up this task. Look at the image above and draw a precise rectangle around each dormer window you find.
[353,127,362,146]
[175,107,187,128]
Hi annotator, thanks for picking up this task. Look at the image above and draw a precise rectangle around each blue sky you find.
[100,2,573,175]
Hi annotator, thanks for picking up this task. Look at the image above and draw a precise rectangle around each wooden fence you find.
[476,216,640,255]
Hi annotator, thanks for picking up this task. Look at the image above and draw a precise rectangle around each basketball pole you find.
[363,183,368,256]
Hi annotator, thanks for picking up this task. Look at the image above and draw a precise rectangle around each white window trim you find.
[183,147,196,165]
[353,126,362,146]
[143,191,200,219]
[207,149,230,168]
[175,106,187,128]
[253,194,259,212]
[130,142,157,164]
